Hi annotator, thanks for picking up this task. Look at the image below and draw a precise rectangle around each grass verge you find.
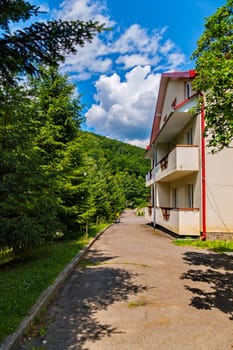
[0,223,108,343]
[173,238,233,252]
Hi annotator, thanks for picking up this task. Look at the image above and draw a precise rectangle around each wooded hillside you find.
[78,130,150,214]
[0,66,149,254]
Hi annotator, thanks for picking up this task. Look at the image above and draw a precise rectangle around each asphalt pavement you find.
[18,209,233,350]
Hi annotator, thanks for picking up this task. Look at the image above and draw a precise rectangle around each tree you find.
[191,0,233,152]
[0,83,58,253]
[57,139,96,236]
[78,130,150,216]
[0,0,105,83]
[29,67,93,237]
[0,67,87,252]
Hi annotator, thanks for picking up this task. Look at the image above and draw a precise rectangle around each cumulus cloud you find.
[51,0,187,146]
[116,54,151,69]
[55,0,186,79]
[124,138,150,149]
[54,0,114,26]
[86,66,161,147]
[113,24,158,54]
[167,52,186,70]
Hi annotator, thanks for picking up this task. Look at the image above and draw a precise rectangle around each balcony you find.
[155,145,199,182]
[155,94,198,144]
[146,167,155,187]
[156,207,200,236]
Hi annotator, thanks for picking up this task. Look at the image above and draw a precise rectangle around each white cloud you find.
[86,66,161,144]
[61,35,112,80]
[113,24,152,54]
[116,54,152,69]
[167,52,187,70]
[52,0,187,144]
[36,3,50,13]
[160,39,175,54]
[54,0,114,26]
[61,22,185,77]
[124,138,150,149]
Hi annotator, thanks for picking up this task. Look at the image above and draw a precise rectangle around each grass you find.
[128,296,147,308]
[173,238,233,252]
[0,223,109,343]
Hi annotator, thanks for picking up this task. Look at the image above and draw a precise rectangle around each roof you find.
[148,70,196,146]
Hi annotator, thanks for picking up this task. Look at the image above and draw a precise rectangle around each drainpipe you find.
[153,183,156,227]
[153,145,157,227]
[200,92,207,240]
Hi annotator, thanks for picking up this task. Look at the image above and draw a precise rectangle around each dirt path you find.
[19,210,233,350]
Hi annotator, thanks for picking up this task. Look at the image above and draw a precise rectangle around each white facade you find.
[145,71,233,238]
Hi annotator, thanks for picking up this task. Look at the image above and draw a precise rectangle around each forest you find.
[0,66,150,254]
[0,1,150,256]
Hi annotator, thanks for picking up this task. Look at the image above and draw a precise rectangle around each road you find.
[19,209,233,350]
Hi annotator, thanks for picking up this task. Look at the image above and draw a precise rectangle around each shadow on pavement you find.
[181,252,233,320]
[20,250,148,350]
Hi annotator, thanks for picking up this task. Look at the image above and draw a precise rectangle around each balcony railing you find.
[156,207,200,236]
[155,94,198,144]
[155,145,199,182]
[146,167,155,187]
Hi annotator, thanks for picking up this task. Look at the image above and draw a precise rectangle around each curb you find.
[0,224,113,350]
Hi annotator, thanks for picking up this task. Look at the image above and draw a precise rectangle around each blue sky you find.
[33,0,225,147]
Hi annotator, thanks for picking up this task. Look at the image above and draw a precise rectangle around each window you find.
[172,188,177,208]
[186,184,194,208]
[185,82,192,99]
[186,128,193,145]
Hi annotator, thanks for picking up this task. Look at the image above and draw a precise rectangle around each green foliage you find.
[173,238,233,252]
[0,63,149,253]
[0,236,91,342]
[57,139,96,235]
[0,6,148,253]
[78,131,150,219]
[0,83,58,253]
[28,67,94,237]
[0,67,88,252]
[0,0,39,29]
[191,0,233,152]
[0,0,106,252]
[0,0,105,84]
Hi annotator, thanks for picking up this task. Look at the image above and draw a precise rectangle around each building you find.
[145,70,233,240]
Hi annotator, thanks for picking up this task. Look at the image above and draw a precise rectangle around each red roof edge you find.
[148,70,196,146]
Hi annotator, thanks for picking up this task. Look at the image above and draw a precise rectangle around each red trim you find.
[189,69,196,78]
[149,70,196,145]
[200,92,207,240]
[163,71,196,79]
[174,93,198,110]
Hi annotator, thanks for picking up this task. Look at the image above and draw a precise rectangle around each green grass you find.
[0,223,109,343]
[128,296,147,308]
[173,238,233,252]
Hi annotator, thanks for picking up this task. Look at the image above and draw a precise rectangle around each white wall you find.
[160,80,185,130]
[206,147,233,232]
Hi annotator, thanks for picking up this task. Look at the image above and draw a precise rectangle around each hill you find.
[78,131,150,217]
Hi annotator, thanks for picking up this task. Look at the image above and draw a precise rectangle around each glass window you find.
[185,82,192,99]
[186,184,194,208]
[186,128,193,145]
[172,188,177,208]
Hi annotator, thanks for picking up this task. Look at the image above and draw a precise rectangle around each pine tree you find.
[0,0,105,83]
[0,67,88,252]
[0,83,57,253]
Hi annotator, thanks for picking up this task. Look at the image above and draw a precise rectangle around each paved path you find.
[19,210,233,350]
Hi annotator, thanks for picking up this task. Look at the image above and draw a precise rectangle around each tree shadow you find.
[181,251,233,320]
[20,248,148,350]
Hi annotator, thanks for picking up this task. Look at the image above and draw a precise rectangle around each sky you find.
[32,0,225,148]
